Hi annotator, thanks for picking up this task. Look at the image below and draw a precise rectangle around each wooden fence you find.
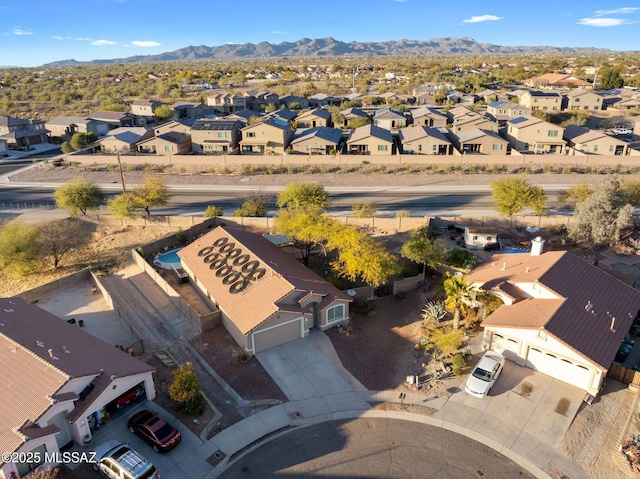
[608,362,640,385]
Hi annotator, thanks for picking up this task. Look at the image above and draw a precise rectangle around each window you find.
[246,131,255,138]
[218,132,226,138]
[164,145,175,153]
[492,144,503,151]
[548,130,558,137]
[378,144,388,152]
[327,305,345,323]
[594,145,599,152]
[574,98,580,103]
[486,236,492,241]
[609,145,614,152]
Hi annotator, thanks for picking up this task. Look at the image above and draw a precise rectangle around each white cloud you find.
[578,17,636,27]
[272,31,289,35]
[462,15,503,24]
[595,7,639,16]
[51,35,66,41]
[131,40,161,47]
[394,0,407,3]
[12,27,33,35]
[91,39,118,46]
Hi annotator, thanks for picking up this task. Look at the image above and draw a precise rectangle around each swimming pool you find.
[155,248,183,269]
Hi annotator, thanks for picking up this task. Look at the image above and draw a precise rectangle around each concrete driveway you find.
[436,359,585,470]
[82,401,215,479]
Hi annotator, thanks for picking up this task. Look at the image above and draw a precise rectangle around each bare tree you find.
[37,218,92,268]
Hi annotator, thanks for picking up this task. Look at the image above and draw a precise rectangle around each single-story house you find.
[295,108,332,128]
[399,125,452,155]
[346,124,395,155]
[0,299,155,477]
[466,239,640,396]
[96,127,154,153]
[290,127,345,155]
[464,227,500,250]
[178,226,351,355]
[372,108,407,130]
[137,131,192,155]
[564,126,634,156]
[410,107,447,128]
[450,128,509,155]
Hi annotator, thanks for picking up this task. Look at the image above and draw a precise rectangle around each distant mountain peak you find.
[41,36,616,67]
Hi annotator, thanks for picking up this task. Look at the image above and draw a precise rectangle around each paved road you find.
[218,418,537,479]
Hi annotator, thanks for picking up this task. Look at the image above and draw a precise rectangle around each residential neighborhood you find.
[3,45,640,479]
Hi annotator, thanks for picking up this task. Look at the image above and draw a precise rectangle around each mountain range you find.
[42,36,616,67]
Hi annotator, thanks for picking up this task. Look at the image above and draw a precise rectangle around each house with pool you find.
[177,226,352,355]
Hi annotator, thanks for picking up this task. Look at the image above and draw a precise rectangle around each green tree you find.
[567,177,634,247]
[400,230,448,276]
[426,326,465,359]
[168,361,205,415]
[0,219,40,276]
[233,197,268,217]
[599,67,624,89]
[61,141,74,154]
[107,193,138,219]
[154,104,174,121]
[277,182,330,212]
[559,182,592,204]
[351,202,376,218]
[443,275,475,330]
[348,116,371,128]
[132,176,170,216]
[37,218,91,268]
[204,205,224,217]
[276,209,334,266]
[490,178,546,226]
[70,132,97,151]
[54,178,105,215]
[621,179,640,206]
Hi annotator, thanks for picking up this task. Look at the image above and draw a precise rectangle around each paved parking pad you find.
[86,401,213,479]
[440,359,585,450]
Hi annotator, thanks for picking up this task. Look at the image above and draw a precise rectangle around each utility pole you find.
[116,151,126,194]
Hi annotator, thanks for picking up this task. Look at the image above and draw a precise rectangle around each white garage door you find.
[525,348,593,390]
[491,333,520,362]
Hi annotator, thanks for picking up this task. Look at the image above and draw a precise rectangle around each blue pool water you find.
[503,247,529,254]
[157,248,183,267]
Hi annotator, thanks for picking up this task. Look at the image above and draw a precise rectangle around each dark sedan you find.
[127,410,182,453]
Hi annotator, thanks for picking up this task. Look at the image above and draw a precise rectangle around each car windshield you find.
[472,367,492,382]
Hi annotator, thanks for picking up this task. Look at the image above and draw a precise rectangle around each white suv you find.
[93,439,159,479]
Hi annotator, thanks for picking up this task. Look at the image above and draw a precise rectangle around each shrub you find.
[175,228,188,243]
[452,353,468,369]
[422,301,447,323]
[204,205,224,217]
[445,248,481,270]
[183,392,206,416]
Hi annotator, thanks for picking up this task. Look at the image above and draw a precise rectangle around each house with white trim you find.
[0,299,155,478]
[178,227,351,355]
[466,238,640,396]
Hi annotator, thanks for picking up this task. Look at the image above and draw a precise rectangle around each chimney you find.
[531,236,545,256]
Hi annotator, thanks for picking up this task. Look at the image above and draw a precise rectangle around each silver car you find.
[465,351,505,398]
[93,439,159,478]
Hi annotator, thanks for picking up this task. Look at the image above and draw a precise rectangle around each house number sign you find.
[197,237,267,294]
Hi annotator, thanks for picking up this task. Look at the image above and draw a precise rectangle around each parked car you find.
[465,351,505,398]
[128,410,182,453]
[93,439,159,478]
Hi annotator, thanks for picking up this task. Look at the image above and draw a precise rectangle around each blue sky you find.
[1,0,639,67]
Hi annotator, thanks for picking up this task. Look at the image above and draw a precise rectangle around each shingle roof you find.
[296,108,331,121]
[102,127,149,144]
[373,108,406,120]
[398,125,449,144]
[46,116,93,126]
[178,227,349,335]
[467,251,640,370]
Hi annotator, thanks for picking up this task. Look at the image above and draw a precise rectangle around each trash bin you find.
[79,320,84,327]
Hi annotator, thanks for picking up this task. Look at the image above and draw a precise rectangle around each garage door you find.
[252,318,304,353]
[491,333,520,362]
[525,348,593,390]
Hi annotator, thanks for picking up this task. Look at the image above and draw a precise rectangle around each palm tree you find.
[443,275,475,330]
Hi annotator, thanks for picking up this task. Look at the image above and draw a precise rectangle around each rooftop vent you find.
[531,237,545,256]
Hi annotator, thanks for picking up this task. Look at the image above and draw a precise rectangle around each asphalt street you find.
[218,418,537,479]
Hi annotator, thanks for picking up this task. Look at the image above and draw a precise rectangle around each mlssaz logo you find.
[198,236,267,294]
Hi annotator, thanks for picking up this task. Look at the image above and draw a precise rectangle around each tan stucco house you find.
[137,131,192,155]
[451,128,509,155]
[96,127,153,153]
[563,90,603,111]
[290,127,344,155]
[410,107,447,128]
[190,119,242,155]
[564,126,635,156]
[178,227,351,355]
[519,91,562,112]
[0,117,49,148]
[346,124,395,155]
[45,116,108,139]
[240,117,294,155]
[399,125,452,155]
[373,108,407,130]
[486,101,531,125]
[295,108,332,128]
[506,116,566,153]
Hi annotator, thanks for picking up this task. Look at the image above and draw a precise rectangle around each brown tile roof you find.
[0,298,154,456]
[468,251,640,370]
[178,227,350,335]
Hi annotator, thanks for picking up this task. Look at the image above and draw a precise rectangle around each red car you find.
[127,410,182,453]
